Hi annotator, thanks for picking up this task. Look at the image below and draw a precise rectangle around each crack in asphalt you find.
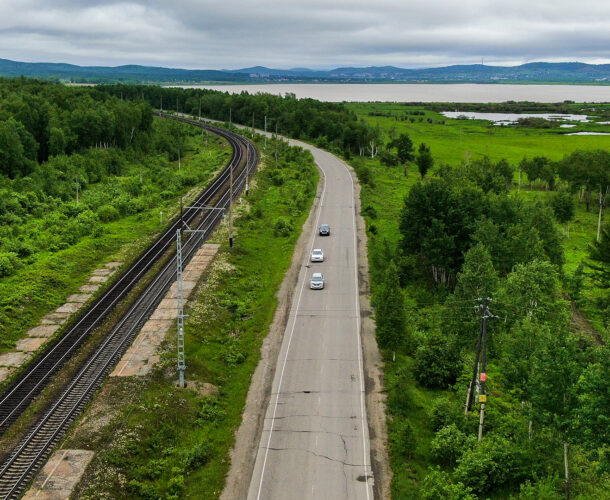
[265,447,366,468]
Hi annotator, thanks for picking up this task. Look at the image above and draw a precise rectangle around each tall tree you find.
[416,142,433,179]
[374,261,407,351]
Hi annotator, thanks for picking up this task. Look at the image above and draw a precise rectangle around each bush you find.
[97,204,120,222]
[414,331,461,389]
[515,477,563,500]
[549,191,575,223]
[392,420,417,459]
[361,205,378,219]
[379,150,399,166]
[421,467,477,500]
[184,441,212,470]
[428,396,461,432]
[273,216,293,237]
[0,252,21,277]
[454,435,530,495]
[431,424,475,465]
[358,166,375,187]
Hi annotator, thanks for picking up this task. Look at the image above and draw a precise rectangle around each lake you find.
[440,111,592,124]
[173,83,610,103]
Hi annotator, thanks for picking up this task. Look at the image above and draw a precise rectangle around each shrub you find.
[392,420,417,459]
[273,216,293,237]
[421,467,476,500]
[431,424,475,465]
[428,396,461,432]
[454,435,530,495]
[549,191,575,223]
[0,252,21,277]
[184,441,212,470]
[358,166,375,187]
[379,150,399,166]
[97,204,120,222]
[414,331,461,389]
[361,205,378,219]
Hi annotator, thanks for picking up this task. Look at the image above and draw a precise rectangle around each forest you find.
[0,78,228,351]
[349,103,610,499]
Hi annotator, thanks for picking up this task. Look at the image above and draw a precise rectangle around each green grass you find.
[0,130,229,357]
[65,135,318,499]
[347,103,610,165]
[346,103,609,498]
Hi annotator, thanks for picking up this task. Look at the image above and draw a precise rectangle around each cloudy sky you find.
[1,0,609,69]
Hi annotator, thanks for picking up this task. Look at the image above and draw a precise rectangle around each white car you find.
[310,272,324,289]
[311,248,324,262]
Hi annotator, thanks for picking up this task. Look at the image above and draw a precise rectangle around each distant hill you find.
[0,59,251,83]
[1,58,609,84]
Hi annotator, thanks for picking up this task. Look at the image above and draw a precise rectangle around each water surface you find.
[174,83,610,103]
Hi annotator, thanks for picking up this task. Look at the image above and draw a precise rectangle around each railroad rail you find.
[0,114,258,499]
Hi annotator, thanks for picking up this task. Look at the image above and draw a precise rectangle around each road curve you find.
[247,141,373,499]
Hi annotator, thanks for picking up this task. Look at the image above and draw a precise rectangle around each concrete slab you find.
[0,351,31,367]
[23,449,95,500]
[41,312,70,325]
[157,298,186,310]
[15,337,47,352]
[56,302,82,314]
[78,284,100,293]
[112,244,219,377]
[166,280,196,298]
[27,324,60,338]
[150,308,178,320]
[105,261,122,269]
[91,268,112,276]
[0,366,14,383]
[141,319,174,332]
[88,275,108,283]
[66,293,91,303]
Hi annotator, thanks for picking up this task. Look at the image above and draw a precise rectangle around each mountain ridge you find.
[1,58,609,84]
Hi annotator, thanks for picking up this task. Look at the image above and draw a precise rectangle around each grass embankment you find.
[0,129,229,358]
[346,103,609,498]
[66,134,318,499]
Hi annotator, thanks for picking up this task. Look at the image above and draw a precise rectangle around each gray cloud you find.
[0,0,609,68]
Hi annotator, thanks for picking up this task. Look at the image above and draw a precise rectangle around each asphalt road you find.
[247,142,373,500]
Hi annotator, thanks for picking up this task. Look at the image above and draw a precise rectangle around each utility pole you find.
[465,309,484,415]
[199,97,202,120]
[176,227,186,388]
[174,202,224,388]
[252,112,255,136]
[478,299,490,441]
[597,186,608,241]
[75,175,79,205]
[229,108,232,128]
[176,95,179,113]
[160,95,163,112]
[264,115,267,149]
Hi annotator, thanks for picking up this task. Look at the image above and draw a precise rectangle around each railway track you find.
[0,114,258,499]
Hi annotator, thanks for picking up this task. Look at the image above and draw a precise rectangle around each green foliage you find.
[374,261,408,350]
[514,477,563,500]
[416,142,433,178]
[392,420,417,459]
[588,221,610,290]
[431,424,476,466]
[273,216,293,236]
[421,467,477,500]
[550,190,575,223]
[454,436,530,495]
[414,331,461,389]
[389,133,415,164]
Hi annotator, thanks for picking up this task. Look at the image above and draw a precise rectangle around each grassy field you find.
[0,129,229,357]
[66,135,318,499]
[347,103,610,165]
[346,103,609,498]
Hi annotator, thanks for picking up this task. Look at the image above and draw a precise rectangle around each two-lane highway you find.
[247,143,373,499]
